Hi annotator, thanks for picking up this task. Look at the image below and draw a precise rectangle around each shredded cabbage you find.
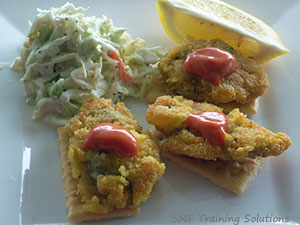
[12,2,162,126]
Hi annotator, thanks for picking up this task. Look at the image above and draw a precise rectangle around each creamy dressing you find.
[12,3,162,126]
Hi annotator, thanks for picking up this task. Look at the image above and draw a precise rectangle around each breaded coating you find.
[158,37,269,104]
[146,95,221,135]
[146,96,292,161]
[63,98,165,214]
[225,109,292,160]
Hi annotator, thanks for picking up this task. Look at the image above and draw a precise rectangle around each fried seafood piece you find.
[58,98,165,222]
[146,96,292,161]
[158,37,269,106]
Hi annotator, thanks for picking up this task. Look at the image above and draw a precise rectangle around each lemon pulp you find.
[157,0,289,63]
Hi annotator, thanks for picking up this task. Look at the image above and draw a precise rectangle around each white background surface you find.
[0,0,299,225]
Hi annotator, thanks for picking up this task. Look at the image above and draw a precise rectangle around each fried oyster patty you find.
[146,96,291,161]
[158,37,269,105]
[61,98,165,214]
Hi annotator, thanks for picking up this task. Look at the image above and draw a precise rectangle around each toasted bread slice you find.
[217,98,259,115]
[58,126,139,222]
[162,150,266,195]
[146,74,174,103]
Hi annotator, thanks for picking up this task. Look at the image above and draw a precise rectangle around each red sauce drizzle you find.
[82,123,139,157]
[184,47,237,84]
[186,111,228,147]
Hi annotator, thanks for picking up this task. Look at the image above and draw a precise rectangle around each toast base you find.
[162,151,266,195]
[216,98,259,115]
[58,126,139,222]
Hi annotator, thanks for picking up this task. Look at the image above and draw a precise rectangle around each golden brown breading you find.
[146,95,222,135]
[225,109,292,160]
[58,127,140,222]
[158,37,269,105]
[59,98,165,221]
[70,97,142,132]
[146,96,292,161]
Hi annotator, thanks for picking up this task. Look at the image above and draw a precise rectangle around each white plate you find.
[0,0,299,224]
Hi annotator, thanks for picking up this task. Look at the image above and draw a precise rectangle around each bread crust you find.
[58,126,139,222]
[162,150,266,195]
[216,98,259,115]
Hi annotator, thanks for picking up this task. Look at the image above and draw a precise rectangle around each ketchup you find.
[186,111,228,147]
[82,123,139,157]
[184,47,237,84]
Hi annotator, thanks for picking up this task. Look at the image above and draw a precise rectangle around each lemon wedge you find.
[157,0,289,63]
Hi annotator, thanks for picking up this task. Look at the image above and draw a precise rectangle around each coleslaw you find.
[12,3,162,126]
